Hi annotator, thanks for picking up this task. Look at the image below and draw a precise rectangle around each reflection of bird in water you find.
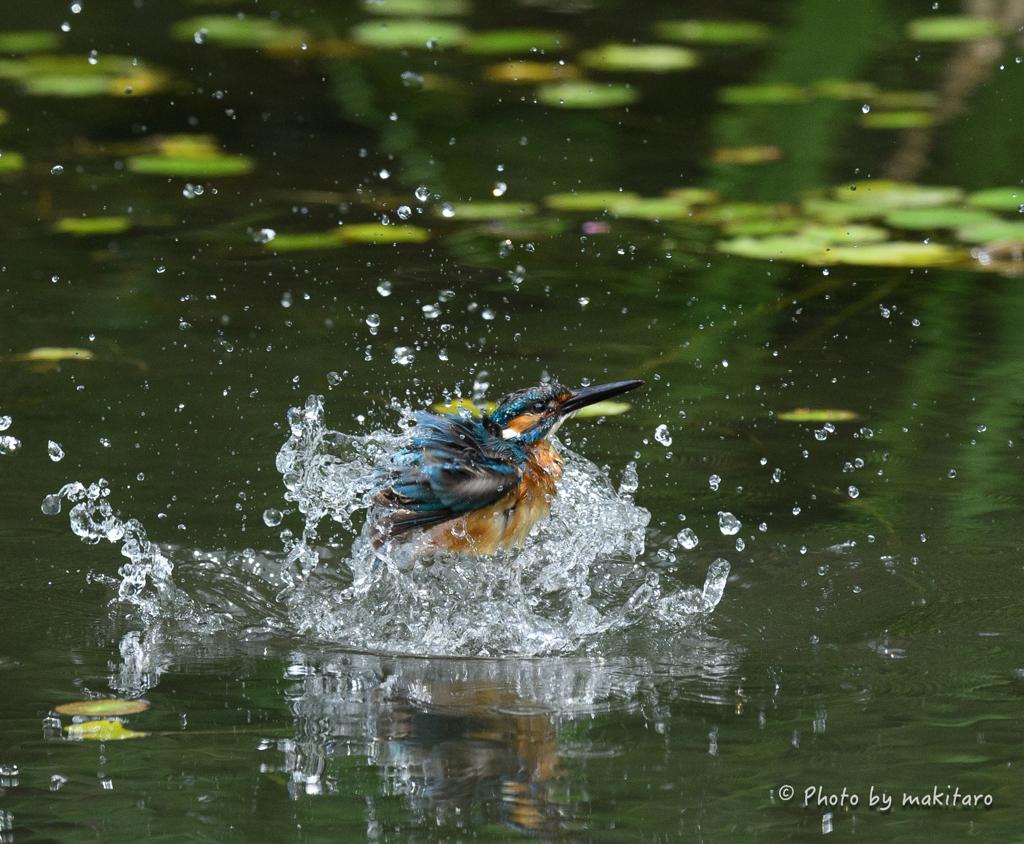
[368,379,644,557]
[372,677,571,834]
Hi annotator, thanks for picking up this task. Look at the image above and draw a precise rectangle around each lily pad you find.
[719,83,807,105]
[826,241,962,267]
[712,145,783,165]
[0,54,171,98]
[350,19,468,49]
[364,0,470,15]
[485,61,580,83]
[870,91,938,109]
[55,699,149,716]
[722,218,806,237]
[466,29,567,54]
[606,196,695,220]
[9,347,96,362]
[955,219,1024,244]
[536,80,637,108]
[813,79,878,100]
[0,31,61,53]
[966,187,1024,212]
[127,135,254,176]
[664,187,719,204]
[579,43,698,73]
[432,398,632,418]
[433,201,537,219]
[266,223,431,251]
[654,20,770,45]
[884,207,997,230]
[908,15,1004,42]
[66,719,148,741]
[172,16,309,49]
[0,151,26,173]
[826,182,964,209]
[862,110,935,129]
[777,408,859,422]
[54,216,131,236]
[546,190,640,212]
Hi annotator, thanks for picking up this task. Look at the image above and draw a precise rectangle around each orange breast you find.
[415,441,563,556]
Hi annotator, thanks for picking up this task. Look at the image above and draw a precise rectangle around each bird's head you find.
[488,379,644,444]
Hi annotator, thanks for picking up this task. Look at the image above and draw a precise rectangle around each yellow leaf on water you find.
[777,408,860,422]
[66,719,148,741]
[55,699,149,716]
[10,347,95,362]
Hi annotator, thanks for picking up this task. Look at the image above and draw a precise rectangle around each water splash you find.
[44,395,729,660]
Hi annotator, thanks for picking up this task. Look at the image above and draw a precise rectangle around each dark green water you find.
[2,0,1024,840]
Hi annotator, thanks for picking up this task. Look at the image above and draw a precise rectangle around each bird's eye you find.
[532,401,546,413]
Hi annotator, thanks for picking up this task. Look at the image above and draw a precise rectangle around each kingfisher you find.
[368,379,643,557]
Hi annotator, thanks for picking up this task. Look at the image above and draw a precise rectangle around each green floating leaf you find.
[465,29,567,54]
[664,187,720,204]
[485,60,580,83]
[956,219,1024,244]
[967,187,1024,212]
[826,241,962,267]
[712,145,783,165]
[55,698,149,716]
[0,31,61,53]
[172,16,309,49]
[66,719,148,741]
[718,235,831,262]
[606,196,694,220]
[777,408,859,422]
[9,347,96,362]
[862,110,934,129]
[364,0,470,16]
[696,201,795,224]
[54,216,131,236]
[127,137,254,178]
[870,90,938,109]
[536,80,637,108]
[0,151,25,173]
[339,222,431,243]
[908,15,1004,42]
[579,43,698,72]
[827,182,964,209]
[431,398,631,418]
[266,223,431,251]
[813,79,878,100]
[719,83,807,105]
[722,218,805,237]
[885,207,997,230]
[0,54,171,97]
[434,201,537,219]
[546,190,641,211]
[350,19,468,49]
[655,20,770,45]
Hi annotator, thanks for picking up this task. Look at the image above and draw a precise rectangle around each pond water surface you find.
[2,0,1024,841]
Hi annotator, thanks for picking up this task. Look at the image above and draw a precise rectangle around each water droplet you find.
[792,505,802,516]
[156,266,166,274]
[0,416,10,432]
[179,319,191,330]
[326,371,343,386]
[422,304,440,319]
[365,313,381,334]
[948,468,956,479]
[99,437,111,448]
[814,428,828,441]
[415,185,430,202]
[194,28,208,44]
[400,71,424,88]
[0,435,21,456]
[50,165,64,175]
[437,348,449,361]
[396,205,412,220]
[263,508,283,527]
[41,493,62,515]
[378,169,390,180]
[392,346,415,366]
[498,239,513,257]
[735,537,745,551]
[47,440,65,462]
[708,474,721,491]
[441,202,454,218]
[578,296,590,307]
[88,49,98,65]
[61,22,71,32]
[426,37,439,50]
[654,424,672,447]
[718,511,741,535]
[254,227,275,243]
[676,527,699,549]
[978,424,987,433]
[492,181,507,197]
[861,104,870,113]
[848,486,859,499]
[481,308,496,320]
[376,281,392,297]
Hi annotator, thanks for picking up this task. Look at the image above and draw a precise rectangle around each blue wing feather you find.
[370,412,524,539]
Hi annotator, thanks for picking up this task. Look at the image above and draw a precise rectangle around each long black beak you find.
[559,379,644,415]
